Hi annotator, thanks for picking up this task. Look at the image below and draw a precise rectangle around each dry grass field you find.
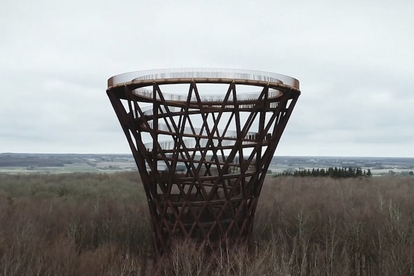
[1,173,414,275]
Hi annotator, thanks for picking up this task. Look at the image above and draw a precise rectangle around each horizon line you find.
[1,152,413,159]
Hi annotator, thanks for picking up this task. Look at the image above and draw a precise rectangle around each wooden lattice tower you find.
[106,69,301,256]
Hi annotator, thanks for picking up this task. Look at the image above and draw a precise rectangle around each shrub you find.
[1,173,414,275]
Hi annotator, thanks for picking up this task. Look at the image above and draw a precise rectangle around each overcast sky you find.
[1,0,413,157]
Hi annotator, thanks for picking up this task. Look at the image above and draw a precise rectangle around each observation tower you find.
[106,68,301,256]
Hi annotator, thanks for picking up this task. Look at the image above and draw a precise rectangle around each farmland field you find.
[1,172,414,275]
[1,153,414,176]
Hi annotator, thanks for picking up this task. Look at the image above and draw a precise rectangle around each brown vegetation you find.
[1,173,414,275]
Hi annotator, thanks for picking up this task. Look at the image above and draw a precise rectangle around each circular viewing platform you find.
[107,68,300,90]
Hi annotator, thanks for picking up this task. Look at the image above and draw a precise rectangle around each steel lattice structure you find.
[106,69,301,256]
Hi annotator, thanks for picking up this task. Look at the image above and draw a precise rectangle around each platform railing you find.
[108,68,300,89]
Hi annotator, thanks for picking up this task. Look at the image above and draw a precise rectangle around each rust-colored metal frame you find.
[106,71,300,256]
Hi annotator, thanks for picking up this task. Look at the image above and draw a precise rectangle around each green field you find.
[2,153,413,177]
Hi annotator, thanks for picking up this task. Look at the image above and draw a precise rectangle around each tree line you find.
[276,167,372,178]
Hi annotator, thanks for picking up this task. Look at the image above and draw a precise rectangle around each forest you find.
[1,172,414,275]
[276,167,372,178]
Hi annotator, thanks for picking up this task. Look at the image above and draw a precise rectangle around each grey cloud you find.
[1,0,413,157]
